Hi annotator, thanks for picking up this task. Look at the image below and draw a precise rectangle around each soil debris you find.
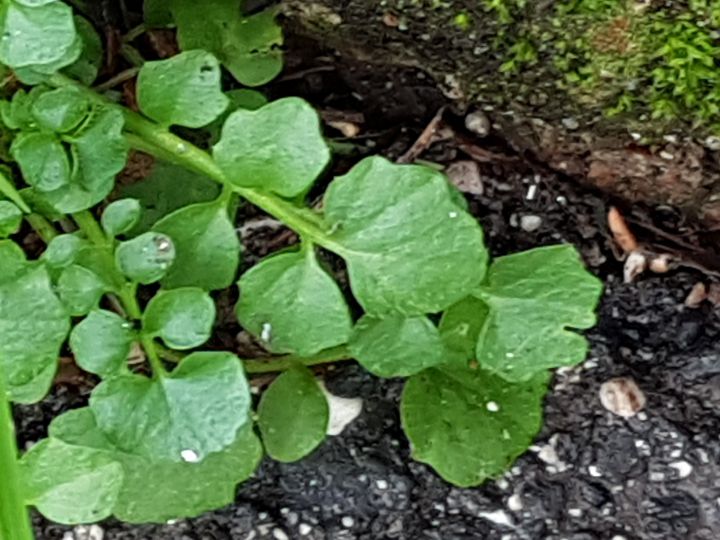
[598,377,647,418]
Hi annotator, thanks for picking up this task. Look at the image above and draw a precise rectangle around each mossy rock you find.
[283,0,720,225]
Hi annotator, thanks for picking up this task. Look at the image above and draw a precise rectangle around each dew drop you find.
[448,211,458,218]
[261,322,272,342]
[486,401,500,412]
[180,449,200,463]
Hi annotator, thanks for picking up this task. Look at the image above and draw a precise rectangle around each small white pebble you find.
[536,444,559,465]
[526,184,538,200]
[588,465,603,477]
[486,401,500,412]
[180,449,200,463]
[659,150,674,160]
[272,529,289,540]
[669,460,693,478]
[599,377,646,418]
[611,535,628,540]
[298,524,312,536]
[520,215,542,232]
[478,509,513,527]
[649,471,665,482]
[568,508,583,517]
[341,516,355,528]
[465,111,490,137]
[375,479,389,490]
[507,494,523,511]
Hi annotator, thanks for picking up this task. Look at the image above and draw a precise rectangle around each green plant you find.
[0,0,603,529]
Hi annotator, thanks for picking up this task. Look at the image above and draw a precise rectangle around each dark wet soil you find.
[17,26,720,540]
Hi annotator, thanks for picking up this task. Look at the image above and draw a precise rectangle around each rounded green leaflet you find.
[0,265,70,403]
[38,407,262,524]
[0,240,28,285]
[401,367,549,487]
[115,232,175,285]
[10,132,70,192]
[142,287,215,350]
[42,234,86,269]
[70,310,134,377]
[0,0,77,69]
[474,245,604,381]
[171,0,283,86]
[0,201,22,237]
[63,16,103,85]
[89,351,251,463]
[152,200,240,291]
[213,97,330,197]
[236,249,352,356]
[258,365,329,462]
[56,264,107,316]
[349,315,445,378]
[137,50,229,128]
[31,86,89,133]
[19,437,123,525]
[323,156,488,315]
[101,199,141,237]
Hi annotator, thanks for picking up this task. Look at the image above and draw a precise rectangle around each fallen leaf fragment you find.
[648,253,673,274]
[608,206,638,253]
[599,377,646,418]
[319,382,363,436]
[685,282,707,308]
[623,251,647,283]
[445,160,484,195]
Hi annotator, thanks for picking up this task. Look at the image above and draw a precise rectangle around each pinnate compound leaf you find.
[214,98,330,197]
[0,0,77,69]
[258,365,328,462]
[349,315,445,378]
[475,245,603,381]
[0,200,22,237]
[24,408,262,524]
[101,199,141,237]
[170,0,283,86]
[152,200,240,291]
[20,437,122,525]
[115,232,175,285]
[70,310,134,377]
[324,157,487,315]
[11,132,70,191]
[236,250,351,356]
[142,287,215,349]
[31,86,89,133]
[56,264,107,316]
[137,50,229,128]
[0,261,70,402]
[90,352,250,463]
[119,161,220,234]
[401,367,549,487]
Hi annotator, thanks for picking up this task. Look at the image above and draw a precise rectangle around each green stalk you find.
[0,369,34,540]
[0,171,58,244]
[155,343,352,374]
[46,74,347,255]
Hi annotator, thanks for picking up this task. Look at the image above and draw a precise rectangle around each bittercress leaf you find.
[439,295,489,366]
[56,264,107,316]
[23,407,262,524]
[90,352,251,463]
[401,367,549,487]
[214,98,330,197]
[41,234,86,269]
[258,365,329,462]
[70,310,134,377]
[11,131,70,192]
[101,199,141,237]
[63,16,102,85]
[324,157,487,315]
[236,249,351,356]
[137,50,229,128]
[20,437,123,525]
[142,287,215,349]
[152,200,240,291]
[474,245,603,381]
[0,200,22,237]
[115,232,175,284]
[349,315,445,378]
[0,260,70,403]
[31,86,89,133]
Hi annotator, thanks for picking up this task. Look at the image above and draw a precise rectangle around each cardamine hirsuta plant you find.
[0,0,602,534]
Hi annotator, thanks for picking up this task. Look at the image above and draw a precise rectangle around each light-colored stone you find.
[599,377,646,418]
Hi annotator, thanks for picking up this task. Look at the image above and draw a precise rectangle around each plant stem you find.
[0,370,35,540]
[155,343,352,374]
[141,335,166,377]
[0,170,58,243]
[72,210,109,247]
[25,214,57,243]
[0,171,30,213]
[46,73,348,255]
